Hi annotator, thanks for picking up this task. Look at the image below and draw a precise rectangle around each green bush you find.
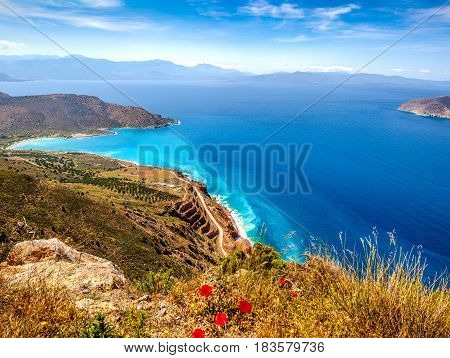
[135,269,175,295]
[81,313,116,338]
[221,243,286,275]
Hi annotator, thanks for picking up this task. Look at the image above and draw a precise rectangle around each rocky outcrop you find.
[0,238,132,311]
[399,96,450,119]
[0,92,176,136]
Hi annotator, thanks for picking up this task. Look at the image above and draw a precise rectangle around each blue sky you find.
[0,0,449,79]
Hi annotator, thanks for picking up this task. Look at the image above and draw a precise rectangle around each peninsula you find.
[0,92,175,139]
[399,96,450,119]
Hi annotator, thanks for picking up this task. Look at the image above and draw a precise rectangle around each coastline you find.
[6,128,117,150]
[5,122,178,150]
[398,108,450,119]
[6,132,250,246]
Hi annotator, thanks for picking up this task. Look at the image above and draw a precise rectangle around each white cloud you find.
[0,1,154,31]
[301,65,357,73]
[314,4,360,20]
[197,9,232,18]
[275,34,310,43]
[312,4,360,31]
[409,6,450,22]
[336,25,395,39]
[420,69,431,73]
[239,1,361,32]
[239,0,305,19]
[391,68,404,72]
[78,0,123,8]
[0,39,25,49]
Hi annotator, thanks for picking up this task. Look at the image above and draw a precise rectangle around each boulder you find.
[0,238,132,311]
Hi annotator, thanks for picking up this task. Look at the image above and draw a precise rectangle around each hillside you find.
[399,96,450,119]
[0,152,244,279]
[0,92,175,137]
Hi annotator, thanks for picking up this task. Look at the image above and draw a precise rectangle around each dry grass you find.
[0,240,448,338]
[136,242,450,338]
[0,278,86,338]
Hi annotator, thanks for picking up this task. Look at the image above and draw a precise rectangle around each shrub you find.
[221,243,286,275]
[135,268,175,295]
[81,313,116,338]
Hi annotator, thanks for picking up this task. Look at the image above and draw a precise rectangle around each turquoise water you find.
[3,80,450,274]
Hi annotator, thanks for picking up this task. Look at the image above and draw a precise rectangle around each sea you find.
[2,79,449,276]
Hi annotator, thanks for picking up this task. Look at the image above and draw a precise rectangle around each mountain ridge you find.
[0,55,449,86]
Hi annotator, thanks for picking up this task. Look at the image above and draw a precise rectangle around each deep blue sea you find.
[2,80,450,275]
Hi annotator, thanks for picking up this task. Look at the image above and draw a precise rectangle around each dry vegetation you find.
[1,243,448,338]
[0,278,87,338]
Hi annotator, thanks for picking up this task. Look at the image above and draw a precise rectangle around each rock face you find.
[0,239,132,310]
[0,92,176,136]
[399,96,450,119]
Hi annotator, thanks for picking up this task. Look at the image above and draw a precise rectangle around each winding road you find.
[164,169,228,257]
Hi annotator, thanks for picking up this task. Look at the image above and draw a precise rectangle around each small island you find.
[398,96,450,119]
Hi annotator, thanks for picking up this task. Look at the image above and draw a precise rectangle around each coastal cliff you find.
[399,96,450,119]
[0,92,176,137]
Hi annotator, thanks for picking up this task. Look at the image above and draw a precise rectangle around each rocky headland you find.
[398,96,450,119]
[0,92,176,137]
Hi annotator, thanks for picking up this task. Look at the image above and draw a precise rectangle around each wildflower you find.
[199,284,213,297]
[290,291,298,297]
[279,279,286,286]
[190,303,195,308]
[192,328,205,338]
[164,329,169,334]
[238,300,252,314]
[289,329,295,334]
[214,312,228,326]
[40,321,48,327]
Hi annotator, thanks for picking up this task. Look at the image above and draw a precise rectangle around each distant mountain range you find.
[0,55,449,87]
[0,55,245,81]
[0,72,19,82]
[249,71,450,87]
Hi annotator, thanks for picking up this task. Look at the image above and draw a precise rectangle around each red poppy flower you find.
[199,284,213,297]
[279,279,286,286]
[215,312,228,326]
[192,328,205,338]
[238,300,252,314]
[290,291,298,297]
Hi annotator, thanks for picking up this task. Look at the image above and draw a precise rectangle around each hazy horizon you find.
[0,1,449,80]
